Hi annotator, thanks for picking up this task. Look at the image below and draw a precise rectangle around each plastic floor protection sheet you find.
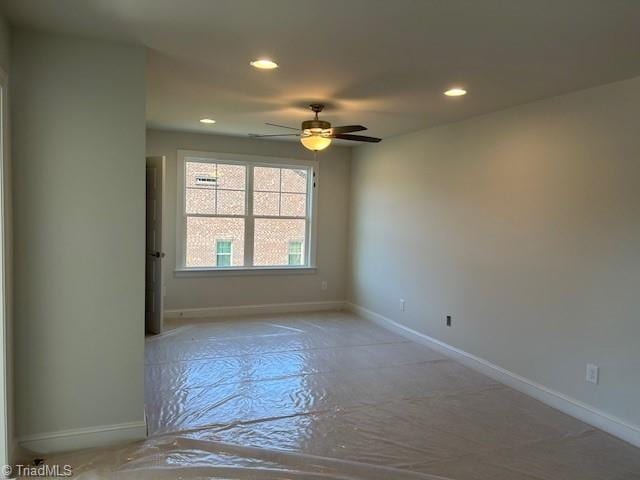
[33,311,640,480]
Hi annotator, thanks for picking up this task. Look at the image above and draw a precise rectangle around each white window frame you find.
[176,150,318,276]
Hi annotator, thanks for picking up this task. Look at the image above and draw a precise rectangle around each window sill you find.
[174,266,318,277]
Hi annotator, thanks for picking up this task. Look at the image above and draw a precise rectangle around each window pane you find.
[253,191,279,216]
[217,189,245,215]
[186,188,216,214]
[281,168,307,193]
[183,160,313,269]
[280,193,306,217]
[186,217,244,267]
[186,161,216,188]
[254,166,280,192]
[254,218,306,266]
[216,164,246,190]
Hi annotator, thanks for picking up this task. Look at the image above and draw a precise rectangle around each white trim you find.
[18,420,147,454]
[308,168,319,268]
[347,302,640,448]
[244,163,255,266]
[165,300,346,319]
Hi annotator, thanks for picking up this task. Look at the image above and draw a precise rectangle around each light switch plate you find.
[586,364,599,384]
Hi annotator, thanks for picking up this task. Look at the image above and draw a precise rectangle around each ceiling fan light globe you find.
[300,134,332,151]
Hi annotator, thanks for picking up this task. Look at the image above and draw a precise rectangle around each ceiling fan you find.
[249,103,382,151]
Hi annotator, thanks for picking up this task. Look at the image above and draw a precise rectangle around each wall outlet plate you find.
[586,364,599,384]
[400,299,406,312]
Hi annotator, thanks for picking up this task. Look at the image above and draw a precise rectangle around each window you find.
[215,240,232,267]
[288,241,303,265]
[177,151,317,271]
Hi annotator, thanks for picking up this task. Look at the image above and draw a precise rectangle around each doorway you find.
[145,156,165,335]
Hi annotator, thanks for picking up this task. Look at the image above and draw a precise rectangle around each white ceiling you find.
[3,0,640,143]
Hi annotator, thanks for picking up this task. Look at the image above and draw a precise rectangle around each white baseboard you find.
[165,300,346,320]
[347,302,640,448]
[18,420,147,454]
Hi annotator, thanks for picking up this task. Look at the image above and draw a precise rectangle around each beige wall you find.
[0,19,11,73]
[12,31,146,439]
[0,13,9,73]
[349,76,640,428]
[146,129,350,310]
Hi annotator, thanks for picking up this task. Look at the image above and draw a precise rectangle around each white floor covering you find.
[41,311,640,479]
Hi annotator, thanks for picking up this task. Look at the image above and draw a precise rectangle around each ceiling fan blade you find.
[331,133,381,143]
[249,133,300,137]
[265,122,300,131]
[331,125,367,134]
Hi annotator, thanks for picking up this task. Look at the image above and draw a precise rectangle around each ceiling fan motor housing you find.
[301,119,331,133]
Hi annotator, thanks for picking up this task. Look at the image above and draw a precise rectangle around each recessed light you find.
[250,59,278,70]
[199,118,216,124]
[444,88,467,97]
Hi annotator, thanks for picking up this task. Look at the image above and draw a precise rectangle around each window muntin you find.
[179,152,316,270]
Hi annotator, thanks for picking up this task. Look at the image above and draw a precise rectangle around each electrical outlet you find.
[586,364,599,384]
[400,299,406,312]
[445,315,452,327]
[321,281,328,291]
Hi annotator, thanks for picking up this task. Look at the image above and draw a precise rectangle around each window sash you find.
[178,151,317,270]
